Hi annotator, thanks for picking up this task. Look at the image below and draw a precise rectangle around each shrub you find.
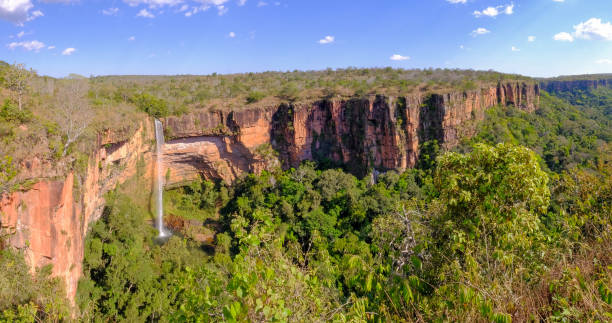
[246,91,266,104]
[131,93,169,118]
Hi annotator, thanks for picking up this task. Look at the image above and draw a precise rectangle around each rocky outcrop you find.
[0,121,155,302]
[541,78,612,93]
[162,82,540,180]
[0,81,541,304]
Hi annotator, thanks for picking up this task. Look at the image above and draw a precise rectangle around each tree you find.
[53,80,93,157]
[4,63,31,111]
[0,156,17,193]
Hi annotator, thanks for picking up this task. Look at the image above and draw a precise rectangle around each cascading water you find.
[154,119,169,238]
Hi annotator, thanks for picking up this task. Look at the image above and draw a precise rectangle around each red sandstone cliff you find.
[162,82,540,181]
[0,81,540,304]
[0,122,155,301]
[541,78,612,93]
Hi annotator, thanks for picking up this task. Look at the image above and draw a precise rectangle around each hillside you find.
[0,64,610,321]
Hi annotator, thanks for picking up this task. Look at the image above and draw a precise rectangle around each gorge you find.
[0,79,590,303]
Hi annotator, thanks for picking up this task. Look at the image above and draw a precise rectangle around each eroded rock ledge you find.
[162,82,540,183]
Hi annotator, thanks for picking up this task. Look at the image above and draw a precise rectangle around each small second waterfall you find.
[154,119,169,238]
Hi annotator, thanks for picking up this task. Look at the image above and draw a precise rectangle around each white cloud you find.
[471,27,490,36]
[102,7,119,15]
[16,30,25,38]
[237,0,246,5]
[124,0,183,8]
[125,0,232,17]
[552,0,564,2]
[217,4,227,15]
[474,3,514,18]
[511,46,520,52]
[573,18,612,41]
[318,35,334,44]
[228,31,235,37]
[47,45,55,49]
[553,32,574,42]
[61,47,76,55]
[390,54,410,61]
[596,59,612,64]
[7,39,45,51]
[446,0,466,3]
[257,1,267,7]
[128,36,136,41]
[527,35,536,42]
[0,0,33,24]
[137,8,155,17]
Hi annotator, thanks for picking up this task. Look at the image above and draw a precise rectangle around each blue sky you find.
[1,0,611,77]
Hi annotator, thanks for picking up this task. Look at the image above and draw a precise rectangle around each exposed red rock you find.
[0,81,540,304]
[163,82,540,180]
[0,122,155,302]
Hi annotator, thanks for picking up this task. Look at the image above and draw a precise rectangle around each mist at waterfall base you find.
[154,119,171,241]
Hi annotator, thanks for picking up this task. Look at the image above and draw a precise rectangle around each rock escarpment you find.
[0,122,155,301]
[0,81,540,304]
[162,82,540,181]
[541,78,612,93]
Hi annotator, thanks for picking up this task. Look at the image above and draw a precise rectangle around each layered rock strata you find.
[162,82,540,181]
[0,122,155,301]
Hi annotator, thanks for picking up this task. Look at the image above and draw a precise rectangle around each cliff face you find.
[541,79,612,93]
[0,81,540,304]
[0,122,155,301]
[163,82,540,181]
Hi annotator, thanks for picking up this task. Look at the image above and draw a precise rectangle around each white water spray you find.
[154,119,169,238]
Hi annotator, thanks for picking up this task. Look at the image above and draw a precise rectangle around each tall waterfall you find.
[154,119,169,238]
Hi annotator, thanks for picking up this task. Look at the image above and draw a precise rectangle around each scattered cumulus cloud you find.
[137,8,155,17]
[511,46,520,52]
[390,54,410,61]
[552,0,564,2]
[596,59,612,64]
[124,0,183,8]
[128,36,136,41]
[102,7,119,15]
[0,0,34,24]
[228,31,235,37]
[553,32,574,42]
[446,0,467,4]
[471,27,490,36]
[61,47,76,55]
[474,3,514,18]
[48,45,55,49]
[573,18,612,41]
[554,18,612,43]
[318,35,334,44]
[126,0,231,16]
[528,35,536,42]
[257,1,267,7]
[238,0,246,5]
[7,39,45,51]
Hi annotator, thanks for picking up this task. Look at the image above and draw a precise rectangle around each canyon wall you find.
[162,81,540,182]
[541,78,612,93]
[0,121,155,301]
[0,81,540,304]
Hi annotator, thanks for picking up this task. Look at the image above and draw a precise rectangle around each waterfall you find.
[154,119,169,238]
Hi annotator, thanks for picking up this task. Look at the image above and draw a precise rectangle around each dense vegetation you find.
[72,142,611,322]
[1,61,611,321]
[0,248,71,321]
[88,68,531,115]
[459,91,612,173]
